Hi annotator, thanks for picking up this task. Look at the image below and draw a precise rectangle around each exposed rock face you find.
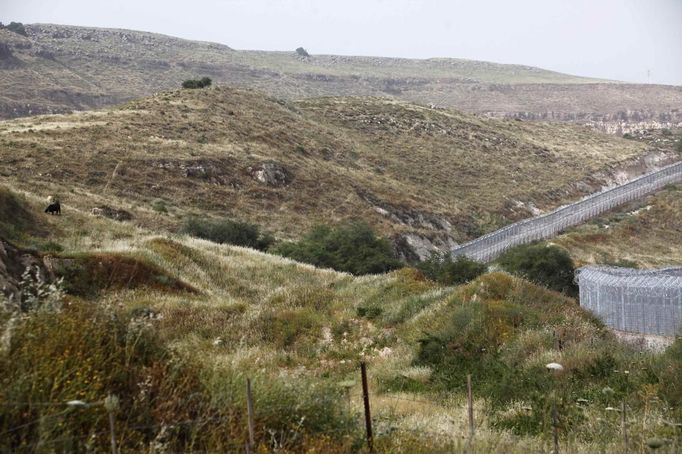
[357,190,452,232]
[248,162,291,187]
[91,205,133,222]
[150,158,240,187]
[392,233,459,262]
[356,189,460,261]
[0,239,54,306]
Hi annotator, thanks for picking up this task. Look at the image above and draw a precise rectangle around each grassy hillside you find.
[0,86,663,258]
[556,183,682,268]
[1,23,682,127]
[1,186,680,452]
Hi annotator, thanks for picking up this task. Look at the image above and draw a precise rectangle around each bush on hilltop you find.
[181,77,212,89]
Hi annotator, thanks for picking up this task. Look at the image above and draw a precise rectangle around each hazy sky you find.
[3,0,681,85]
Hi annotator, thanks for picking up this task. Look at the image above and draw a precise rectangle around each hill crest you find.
[1,22,681,133]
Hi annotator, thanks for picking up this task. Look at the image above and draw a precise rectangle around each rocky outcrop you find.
[248,162,291,187]
[356,189,460,261]
[392,233,458,262]
[357,190,452,232]
[0,239,55,307]
[486,110,682,135]
[151,158,240,187]
[91,205,133,222]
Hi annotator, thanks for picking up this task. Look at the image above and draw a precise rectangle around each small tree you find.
[295,47,310,58]
[273,222,401,275]
[498,242,577,295]
[6,22,27,36]
[181,217,273,251]
[418,252,487,285]
[181,77,212,89]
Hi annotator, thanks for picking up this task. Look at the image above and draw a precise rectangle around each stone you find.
[248,161,291,187]
[91,205,133,222]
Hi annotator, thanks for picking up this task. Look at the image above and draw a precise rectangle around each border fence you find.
[575,266,682,336]
[451,160,682,262]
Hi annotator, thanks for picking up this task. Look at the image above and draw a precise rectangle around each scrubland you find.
[1,187,680,452]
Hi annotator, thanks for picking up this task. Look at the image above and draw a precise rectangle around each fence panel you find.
[451,161,682,262]
[576,267,682,336]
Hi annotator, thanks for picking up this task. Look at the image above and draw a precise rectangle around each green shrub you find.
[417,252,487,285]
[0,300,359,451]
[498,243,577,295]
[3,21,27,36]
[0,302,211,452]
[181,77,212,89]
[258,307,321,349]
[658,334,682,411]
[182,217,274,251]
[151,199,168,213]
[295,47,310,57]
[272,222,402,275]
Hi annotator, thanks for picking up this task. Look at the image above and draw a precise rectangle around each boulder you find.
[0,239,55,308]
[91,205,133,222]
[248,161,291,187]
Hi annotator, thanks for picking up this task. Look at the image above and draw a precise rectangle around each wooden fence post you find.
[360,362,373,452]
[621,401,628,454]
[467,374,475,439]
[104,394,119,454]
[552,400,559,454]
[246,378,255,453]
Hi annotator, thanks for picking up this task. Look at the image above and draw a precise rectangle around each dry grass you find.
[1,185,680,452]
[0,87,651,246]
[555,184,682,267]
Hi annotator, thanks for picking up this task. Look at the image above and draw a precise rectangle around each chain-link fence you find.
[451,160,682,262]
[575,266,682,336]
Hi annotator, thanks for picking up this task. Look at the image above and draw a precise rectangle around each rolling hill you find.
[556,183,682,267]
[1,23,681,134]
[1,175,680,453]
[0,85,678,259]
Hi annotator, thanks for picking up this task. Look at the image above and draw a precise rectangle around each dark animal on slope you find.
[45,202,61,215]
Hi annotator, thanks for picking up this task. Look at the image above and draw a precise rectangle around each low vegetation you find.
[273,222,401,275]
[0,185,680,452]
[181,217,273,251]
[181,77,212,89]
[0,187,46,241]
[0,87,653,253]
[0,21,27,36]
[417,252,487,285]
[556,184,682,267]
[416,273,681,440]
[498,242,577,295]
